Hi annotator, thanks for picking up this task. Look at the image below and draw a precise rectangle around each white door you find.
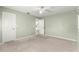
[35,19,44,35]
[2,12,16,43]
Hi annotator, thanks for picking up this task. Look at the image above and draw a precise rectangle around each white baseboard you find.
[16,35,35,40]
[0,35,35,45]
[45,34,76,42]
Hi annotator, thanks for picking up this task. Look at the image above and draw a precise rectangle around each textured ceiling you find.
[4,6,77,17]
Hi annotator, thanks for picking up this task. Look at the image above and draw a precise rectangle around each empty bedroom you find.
[0,6,78,52]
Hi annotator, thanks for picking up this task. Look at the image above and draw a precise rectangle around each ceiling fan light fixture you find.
[39,10,42,14]
[41,6,44,9]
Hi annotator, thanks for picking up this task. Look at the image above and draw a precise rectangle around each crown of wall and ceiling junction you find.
[4,6,78,17]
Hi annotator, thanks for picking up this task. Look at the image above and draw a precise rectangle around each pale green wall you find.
[0,7,2,42]
[0,7,35,40]
[44,11,77,41]
[77,11,79,50]
[16,13,35,38]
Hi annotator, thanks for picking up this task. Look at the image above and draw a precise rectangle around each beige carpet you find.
[0,35,77,52]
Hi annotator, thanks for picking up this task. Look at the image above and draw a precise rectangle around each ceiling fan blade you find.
[45,9,52,12]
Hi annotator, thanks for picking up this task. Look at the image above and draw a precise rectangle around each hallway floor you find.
[0,35,77,52]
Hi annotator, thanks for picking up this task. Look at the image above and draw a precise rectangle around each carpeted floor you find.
[0,35,78,52]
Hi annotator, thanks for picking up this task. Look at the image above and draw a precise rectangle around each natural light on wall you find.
[78,15,79,31]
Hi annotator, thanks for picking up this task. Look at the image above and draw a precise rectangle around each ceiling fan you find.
[38,6,54,14]
[26,6,54,15]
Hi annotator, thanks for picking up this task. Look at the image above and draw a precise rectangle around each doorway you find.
[35,18,44,35]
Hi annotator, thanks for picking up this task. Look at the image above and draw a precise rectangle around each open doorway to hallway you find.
[35,18,44,35]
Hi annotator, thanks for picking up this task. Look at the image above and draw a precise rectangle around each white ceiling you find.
[4,6,77,17]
